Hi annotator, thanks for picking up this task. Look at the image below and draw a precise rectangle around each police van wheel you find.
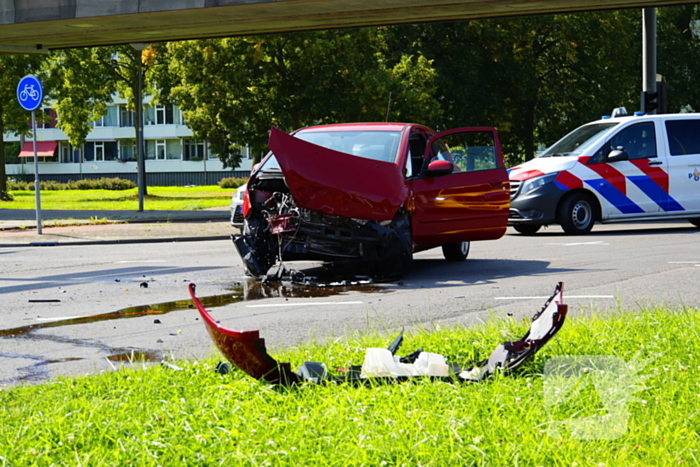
[558,193,596,235]
[513,224,541,235]
[689,218,700,228]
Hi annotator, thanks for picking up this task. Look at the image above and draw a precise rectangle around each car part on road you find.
[189,282,567,386]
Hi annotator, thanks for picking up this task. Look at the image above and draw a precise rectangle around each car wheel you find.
[689,218,700,228]
[442,241,470,261]
[557,192,596,235]
[392,211,413,271]
[513,224,541,235]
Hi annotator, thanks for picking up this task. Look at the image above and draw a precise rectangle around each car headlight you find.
[520,172,558,195]
[235,186,247,201]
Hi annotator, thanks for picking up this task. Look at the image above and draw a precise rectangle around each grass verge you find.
[0,186,233,211]
[1,307,698,466]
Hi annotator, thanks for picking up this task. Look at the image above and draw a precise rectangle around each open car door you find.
[410,127,509,245]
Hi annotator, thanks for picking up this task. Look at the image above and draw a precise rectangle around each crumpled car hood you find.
[268,127,409,221]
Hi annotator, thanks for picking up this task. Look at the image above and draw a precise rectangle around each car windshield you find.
[538,123,619,158]
[259,129,403,171]
[296,130,402,163]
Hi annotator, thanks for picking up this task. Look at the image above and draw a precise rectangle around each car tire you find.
[393,212,413,271]
[442,241,470,261]
[557,192,596,235]
[513,224,541,235]
[689,218,700,228]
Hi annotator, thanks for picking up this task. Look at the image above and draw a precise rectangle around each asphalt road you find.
[1,221,699,386]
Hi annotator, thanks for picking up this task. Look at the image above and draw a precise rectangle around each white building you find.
[5,96,253,186]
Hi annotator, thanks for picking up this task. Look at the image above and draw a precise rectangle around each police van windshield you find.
[538,122,619,158]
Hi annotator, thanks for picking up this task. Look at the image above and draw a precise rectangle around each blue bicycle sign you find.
[17,75,43,111]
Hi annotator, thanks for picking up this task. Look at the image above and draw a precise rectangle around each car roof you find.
[296,122,413,133]
[588,112,700,125]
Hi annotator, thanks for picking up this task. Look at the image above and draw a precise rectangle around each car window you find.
[665,119,700,156]
[429,130,498,173]
[259,152,280,170]
[405,132,427,178]
[295,130,402,163]
[593,122,657,162]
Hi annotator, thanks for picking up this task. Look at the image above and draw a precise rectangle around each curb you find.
[0,216,231,231]
[0,235,232,248]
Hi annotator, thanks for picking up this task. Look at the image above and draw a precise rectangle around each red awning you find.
[19,141,58,157]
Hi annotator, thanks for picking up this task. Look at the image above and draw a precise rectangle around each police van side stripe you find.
[628,175,685,212]
[587,178,645,214]
[630,159,669,194]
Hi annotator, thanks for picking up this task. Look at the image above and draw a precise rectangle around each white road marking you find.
[495,295,614,300]
[246,301,363,308]
[545,241,609,246]
[116,260,166,263]
[668,261,700,264]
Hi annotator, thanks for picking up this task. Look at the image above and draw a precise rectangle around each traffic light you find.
[642,91,659,114]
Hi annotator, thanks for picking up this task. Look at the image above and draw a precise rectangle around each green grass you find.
[0,186,234,211]
[1,307,699,466]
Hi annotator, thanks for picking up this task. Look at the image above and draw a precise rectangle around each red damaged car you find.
[234,123,510,277]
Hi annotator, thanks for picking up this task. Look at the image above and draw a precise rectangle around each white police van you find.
[508,109,700,234]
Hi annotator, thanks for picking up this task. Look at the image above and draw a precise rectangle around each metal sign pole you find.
[17,75,45,235]
[32,109,42,235]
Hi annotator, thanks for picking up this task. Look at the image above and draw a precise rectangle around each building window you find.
[146,139,181,160]
[93,106,118,127]
[119,140,137,161]
[119,105,134,127]
[155,104,174,125]
[36,108,58,129]
[84,141,118,161]
[156,140,166,159]
[59,142,80,163]
[147,140,166,160]
[183,139,206,160]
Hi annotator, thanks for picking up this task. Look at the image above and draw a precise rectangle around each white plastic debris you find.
[360,348,449,378]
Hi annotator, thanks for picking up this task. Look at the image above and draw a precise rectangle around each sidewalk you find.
[0,208,235,247]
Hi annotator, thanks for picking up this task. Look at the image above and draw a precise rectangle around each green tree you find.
[156,28,441,167]
[387,10,640,165]
[657,5,700,112]
[46,45,154,195]
[0,55,47,200]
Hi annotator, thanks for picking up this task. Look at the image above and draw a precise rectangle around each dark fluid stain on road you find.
[1,279,392,386]
[106,350,163,363]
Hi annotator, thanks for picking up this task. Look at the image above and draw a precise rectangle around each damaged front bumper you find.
[188,282,568,385]
[234,201,412,278]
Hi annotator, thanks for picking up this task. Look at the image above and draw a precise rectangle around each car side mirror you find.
[424,159,454,177]
[607,148,629,162]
